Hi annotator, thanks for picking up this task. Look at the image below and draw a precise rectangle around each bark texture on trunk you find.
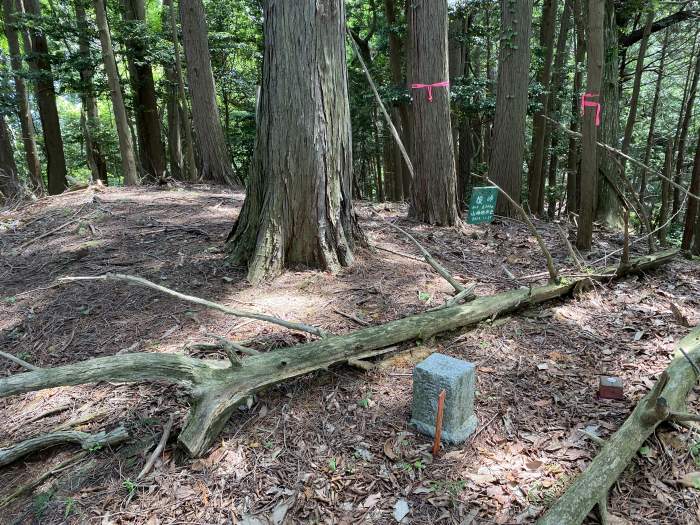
[577,0,604,250]
[225,0,355,283]
[406,0,459,225]
[489,0,533,217]
[23,0,67,195]
[658,143,672,245]
[2,0,43,194]
[94,0,139,185]
[122,0,166,181]
[682,132,700,249]
[0,115,22,201]
[180,0,234,185]
[566,0,585,217]
[527,0,556,215]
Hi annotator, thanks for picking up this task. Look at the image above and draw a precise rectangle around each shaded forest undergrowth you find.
[1,185,699,524]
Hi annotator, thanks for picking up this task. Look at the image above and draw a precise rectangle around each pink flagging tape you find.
[581,92,601,127]
[411,81,450,102]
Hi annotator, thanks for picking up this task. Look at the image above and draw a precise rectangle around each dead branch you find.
[538,326,700,525]
[0,426,128,467]
[137,416,174,480]
[0,350,40,371]
[59,273,328,338]
[556,225,584,271]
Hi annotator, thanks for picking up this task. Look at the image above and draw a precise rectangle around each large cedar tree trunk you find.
[2,0,43,194]
[406,0,459,225]
[179,0,234,185]
[23,0,67,195]
[94,0,139,185]
[489,0,533,217]
[122,0,166,181]
[225,0,356,283]
[577,0,604,250]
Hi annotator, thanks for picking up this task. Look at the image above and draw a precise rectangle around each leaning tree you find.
[226,0,357,283]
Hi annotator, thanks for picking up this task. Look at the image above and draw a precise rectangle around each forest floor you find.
[1,184,699,525]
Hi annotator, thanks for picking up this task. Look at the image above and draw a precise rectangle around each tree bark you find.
[682,132,700,249]
[566,0,585,217]
[75,0,109,185]
[577,0,604,250]
[658,143,672,245]
[163,0,183,180]
[94,0,139,185]
[225,0,356,283]
[490,0,533,218]
[179,0,234,185]
[2,0,44,194]
[0,115,22,201]
[620,9,695,48]
[23,0,67,195]
[406,0,459,225]
[527,0,556,215]
[122,0,166,181]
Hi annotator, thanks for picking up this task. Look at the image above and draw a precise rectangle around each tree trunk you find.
[658,143,672,246]
[23,0,67,195]
[0,115,22,201]
[179,0,234,185]
[94,0,139,185]
[693,204,700,255]
[489,0,533,218]
[75,0,109,185]
[225,0,356,284]
[577,0,604,250]
[682,132,700,249]
[122,0,166,181]
[639,28,669,204]
[527,0,556,215]
[545,0,573,219]
[406,0,459,225]
[2,0,43,194]
[596,0,621,228]
[163,0,183,181]
[566,0,586,217]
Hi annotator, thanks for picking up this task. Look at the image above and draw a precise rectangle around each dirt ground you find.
[1,184,699,524]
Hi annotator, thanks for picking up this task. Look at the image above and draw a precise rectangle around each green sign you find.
[467,186,498,224]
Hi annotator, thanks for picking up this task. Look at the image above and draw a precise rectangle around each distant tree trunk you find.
[639,28,669,204]
[372,111,384,202]
[483,4,496,164]
[682,132,700,249]
[94,0,139,185]
[545,0,573,219]
[122,0,166,181]
[490,0,533,217]
[23,0,67,195]
[577,0,604,250]
[179,0,234,185]
[75,0,109,185]
[527,0,556,215]
[566,0,586,217]
[0,115,22,200]
[2,0,43,194]
[693,204,700,255]
[595,0,621,228]
[450,9,471,211]
[226,0,356,283]
[406,0,459,225]
[657,143,672,245]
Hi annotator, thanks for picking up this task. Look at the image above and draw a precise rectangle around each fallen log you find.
[0,250,677,458]
[538,324,700,525]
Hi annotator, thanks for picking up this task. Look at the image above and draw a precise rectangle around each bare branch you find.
[0,350,40,371]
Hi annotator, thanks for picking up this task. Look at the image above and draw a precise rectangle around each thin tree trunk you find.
[179,0,234,185]
[639,28,669,204]
[226,0,356,283]
[406,0,459,225]
[373,111,384,202]
[23,0,67,195]
[527,0,556,215]
[94,0,139,185]
[658,143,672,245]
[162,0,182,180]
[0,115,22,201]
[577,0,604,250]
[122,0,166,181]
[682,132,700,249]
[75,0,108,185]
[2,0,43,194]
[566,0,585,217]
[490,0,533,218]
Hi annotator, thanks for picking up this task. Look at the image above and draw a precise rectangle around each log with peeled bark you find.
[537,325,700,525]
[0,250,677,458]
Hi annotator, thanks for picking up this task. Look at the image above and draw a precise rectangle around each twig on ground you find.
[16,207,86,252]
[0,350,40,371]
[556,225,584,271]
[137,416,174,480]
[333,309,370,326]
[58,273,329,338]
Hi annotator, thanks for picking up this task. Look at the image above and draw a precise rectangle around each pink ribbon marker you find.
[411,81,450,102]
[581,92,601,127]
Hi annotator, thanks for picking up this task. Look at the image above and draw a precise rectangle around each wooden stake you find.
[432,389,446,456]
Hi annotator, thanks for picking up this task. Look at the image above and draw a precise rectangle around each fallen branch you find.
[16,207,85,252]
[0,426,128,467]
[0,350,40,371]
[59,273,328,338]
[2,251,676,458]
[538,325,700,525]
[137,416,174,480]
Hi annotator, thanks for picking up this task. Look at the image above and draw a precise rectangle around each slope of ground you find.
[1,184,699,524]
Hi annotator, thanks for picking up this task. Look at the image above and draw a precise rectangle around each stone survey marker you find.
[411,353,478,444]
